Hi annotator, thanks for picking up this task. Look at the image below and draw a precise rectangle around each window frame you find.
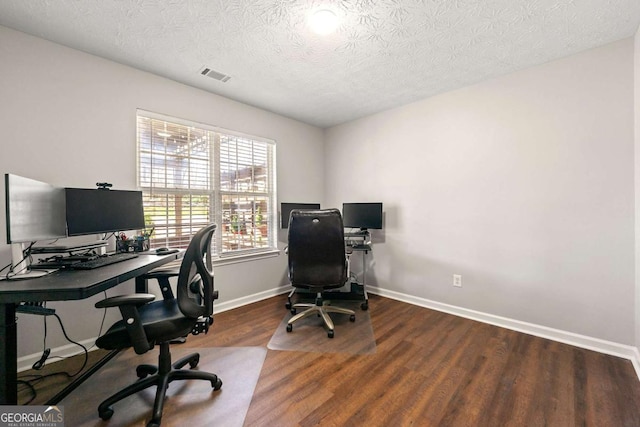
[136,109,278,261]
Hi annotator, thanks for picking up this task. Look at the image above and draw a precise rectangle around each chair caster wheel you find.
[286,324,293,333]
[99,407,114,420]
[213,378,223,390]
[350,314,356,322]
[361,302,368,310]
[290,308,296,315]
[136,364,157,378]
[189,354,200,369]
[285,302,292,309]
[147,421,160,427]
[328,330,334,338]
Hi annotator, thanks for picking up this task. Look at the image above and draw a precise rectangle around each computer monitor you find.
[281,202,320,228]
[342,202,383,230]
[4,174,67,278]
[5,174,67,244]
[65,188,145,236]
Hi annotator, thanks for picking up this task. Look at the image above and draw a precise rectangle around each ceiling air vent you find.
[200,67,231,82]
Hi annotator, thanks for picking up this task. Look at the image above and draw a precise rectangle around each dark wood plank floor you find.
[19,294,640,426]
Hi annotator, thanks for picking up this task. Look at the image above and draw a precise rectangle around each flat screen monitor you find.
[342,202,383,230]
[281,202,320,228]
[65,188,145,236]
[5,174,67,244]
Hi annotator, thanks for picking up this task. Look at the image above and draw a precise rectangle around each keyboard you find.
[70,252,139,270]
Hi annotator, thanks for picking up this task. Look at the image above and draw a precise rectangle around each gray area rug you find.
[62,346,266,427]
[268,301,377,355]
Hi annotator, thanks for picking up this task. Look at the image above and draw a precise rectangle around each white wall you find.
[0,26,324,358]
[325,38,635,345]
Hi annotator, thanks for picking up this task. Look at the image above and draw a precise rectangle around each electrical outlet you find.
[453,274,462,287]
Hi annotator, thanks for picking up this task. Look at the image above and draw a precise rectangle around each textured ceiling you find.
[0,0,639,128]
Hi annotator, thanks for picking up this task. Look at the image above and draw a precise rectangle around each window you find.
[137,110,276,258]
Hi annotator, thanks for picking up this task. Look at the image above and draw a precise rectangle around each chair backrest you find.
[176,223,217,318]
[287,209,347,290]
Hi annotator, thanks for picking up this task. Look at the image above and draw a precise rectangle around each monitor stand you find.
[31,240,108,254]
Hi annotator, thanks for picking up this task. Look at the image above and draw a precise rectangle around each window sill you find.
[213,249,281,266]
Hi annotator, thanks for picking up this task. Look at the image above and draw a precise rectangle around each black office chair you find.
[94,223,221,427]
[286,209,355,338]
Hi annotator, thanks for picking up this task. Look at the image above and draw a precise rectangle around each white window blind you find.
[137,110,276,257]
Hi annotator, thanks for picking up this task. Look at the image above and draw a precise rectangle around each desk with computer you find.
[3,174,158,279]
[0,174,181,405]
[281,201,383,311]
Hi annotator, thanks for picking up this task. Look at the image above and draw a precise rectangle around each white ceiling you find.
[1,1,639,128]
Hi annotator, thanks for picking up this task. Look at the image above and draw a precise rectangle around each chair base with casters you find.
[287,292,355,338]
[98,341,222,427]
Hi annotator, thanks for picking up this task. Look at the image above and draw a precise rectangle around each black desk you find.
[0,251,182,404]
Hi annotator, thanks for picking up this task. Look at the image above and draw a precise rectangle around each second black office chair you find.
[94,223,220,427]
[286,209,355,338]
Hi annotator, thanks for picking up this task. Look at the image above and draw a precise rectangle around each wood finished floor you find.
[19,294,640,426]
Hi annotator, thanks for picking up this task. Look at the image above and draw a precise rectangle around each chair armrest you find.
[95,294,156,354]
[95,294,156,309]
[140,259,182,300]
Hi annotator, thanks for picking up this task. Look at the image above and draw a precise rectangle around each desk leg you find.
[361,250,369,310]
[0,303,17,404]
[135,275,148,293]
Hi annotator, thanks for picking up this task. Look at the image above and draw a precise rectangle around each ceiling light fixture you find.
[157,132,171,137]
[309,9,338,35]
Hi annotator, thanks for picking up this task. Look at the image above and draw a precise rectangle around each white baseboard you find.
[214,285,291,313]
[20,284,640,383]
[368,286,640,380]
[632,347,640,380]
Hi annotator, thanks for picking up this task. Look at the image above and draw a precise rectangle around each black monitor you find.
[342,202,383,230]
[281,202,320,228]
[65,188,145,236]
[5,174,67,244]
